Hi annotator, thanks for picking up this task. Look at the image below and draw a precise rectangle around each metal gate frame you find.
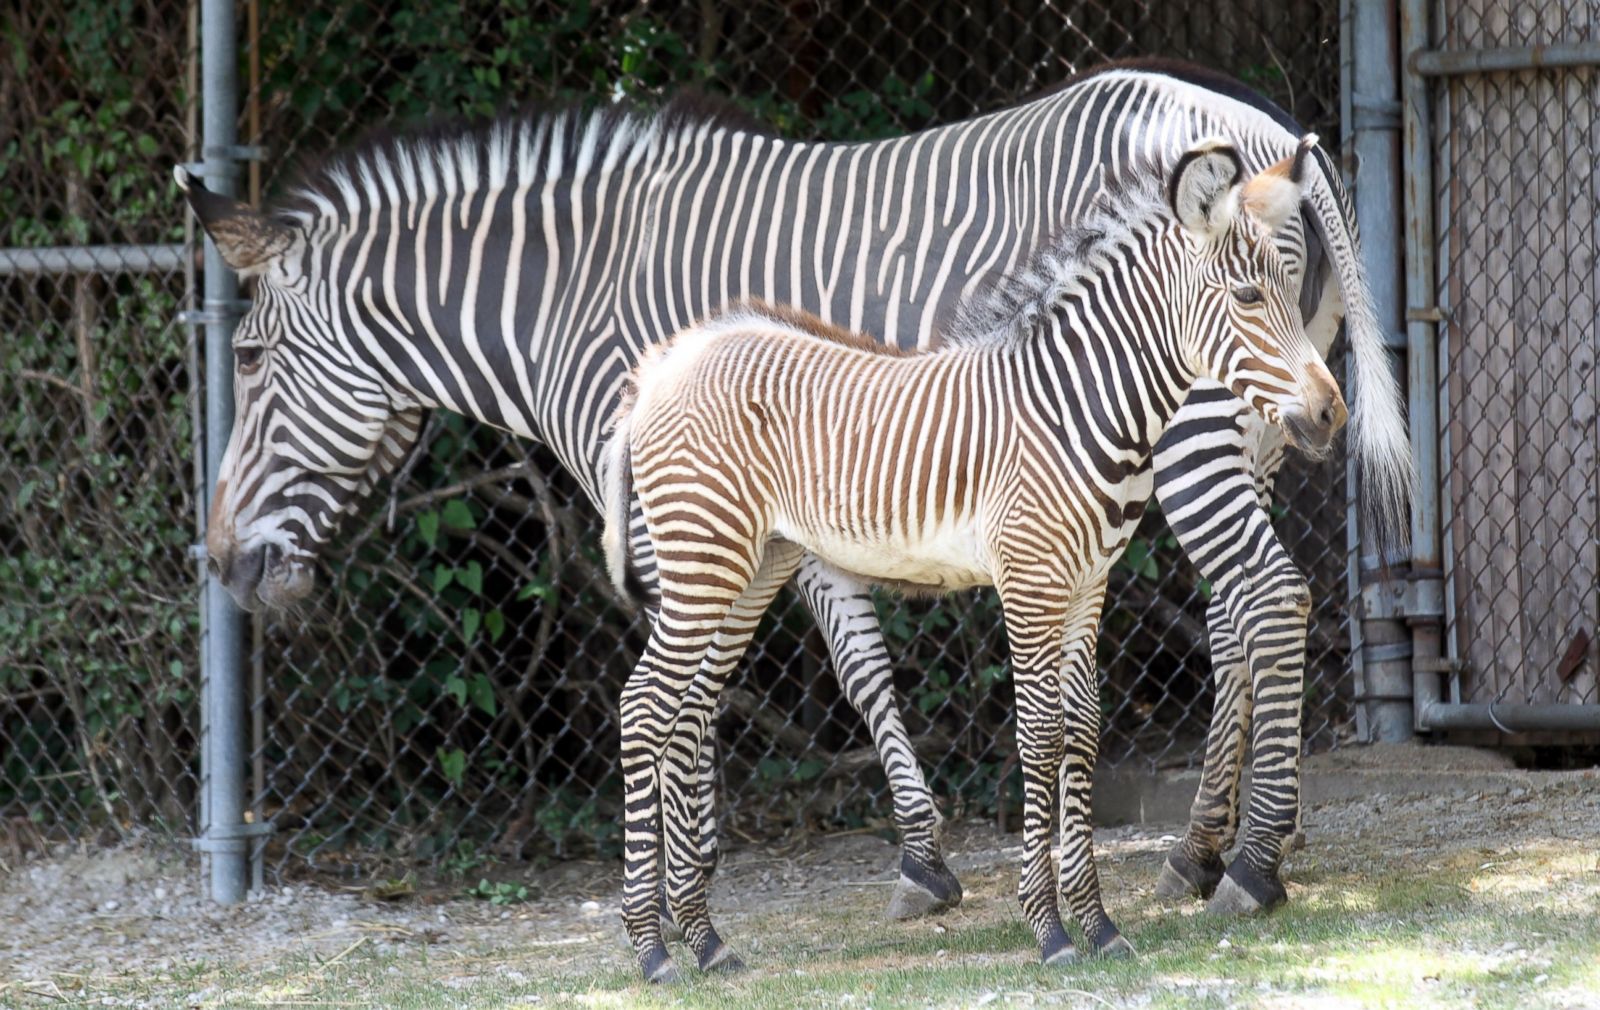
[1371,0,1600,736]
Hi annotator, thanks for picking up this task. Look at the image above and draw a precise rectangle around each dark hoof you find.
[639,944,681,984]
[1040,921,1079,966]
[699,942,747,974]
[1096,933,1136,959]
[1206,860,1287,916]
[886,854,963,920]
[1155,848,1225,901]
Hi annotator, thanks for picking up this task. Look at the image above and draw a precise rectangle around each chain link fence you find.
[1435,0,1599,717]
[2,0,1353,873]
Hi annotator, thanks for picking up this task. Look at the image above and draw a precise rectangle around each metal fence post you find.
[197,0,252,904]
[1398,0,1446,730]
[1349,0,1415,742]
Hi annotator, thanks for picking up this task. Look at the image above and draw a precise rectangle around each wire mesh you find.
[0,3,200,853]
[1,0,1355,872]
[1435,1,1600,714]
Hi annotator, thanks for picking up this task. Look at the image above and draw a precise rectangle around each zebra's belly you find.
[777,521,993,592]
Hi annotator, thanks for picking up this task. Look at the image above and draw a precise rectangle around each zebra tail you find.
[600,395,645,609]
[1304,145,1416,557]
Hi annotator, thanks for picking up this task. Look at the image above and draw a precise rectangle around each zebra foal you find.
[603,136,1342,980]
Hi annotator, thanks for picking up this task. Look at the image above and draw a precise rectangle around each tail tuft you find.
[601,388,645,610]
[1304,146,1416,556]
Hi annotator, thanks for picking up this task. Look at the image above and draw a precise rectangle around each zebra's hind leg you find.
[995,576,1081,966]
[1156,594,1248,902]
[795,557,963,920]
[1052,579,1132,958]
[656,738,716,944]
[661,544,805,973]
[620,587,749,984]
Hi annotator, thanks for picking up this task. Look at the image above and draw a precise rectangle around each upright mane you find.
[943,160,1171,348]
[263,91,773,225]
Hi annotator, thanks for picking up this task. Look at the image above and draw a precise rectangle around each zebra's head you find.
[1167,135,1346,456]
[178,169,421,611]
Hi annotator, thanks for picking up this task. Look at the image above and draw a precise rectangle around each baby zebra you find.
[602,136,1343,981]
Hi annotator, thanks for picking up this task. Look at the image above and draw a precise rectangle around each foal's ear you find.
[1242,133,1318,234]
[1169,138,1245,241]
[174,166,301,277]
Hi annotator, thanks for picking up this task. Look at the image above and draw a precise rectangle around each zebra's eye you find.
[1233,285,1264,306]
[235,344,265,373]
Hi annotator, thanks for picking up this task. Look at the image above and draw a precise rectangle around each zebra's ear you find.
[1242,133,1318,234]
[1169,138,1245,241]
[174,166,300,277]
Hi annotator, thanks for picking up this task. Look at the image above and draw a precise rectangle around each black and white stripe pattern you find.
[602,140,1342,977]
[184,58,1409,931]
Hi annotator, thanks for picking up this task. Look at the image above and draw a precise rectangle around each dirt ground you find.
[1,745,1596,1008]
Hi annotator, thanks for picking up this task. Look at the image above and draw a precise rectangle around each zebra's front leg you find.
[1204,540,1308,915]
[1154,594,1248,901]
[1153,403,1305,914]
[794,556,962,920]
[660,544,805,973]
[1053,579,1133,957]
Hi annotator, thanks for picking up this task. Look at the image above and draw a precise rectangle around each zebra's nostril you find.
[1318,405,1335,427]
[206,554,222,579]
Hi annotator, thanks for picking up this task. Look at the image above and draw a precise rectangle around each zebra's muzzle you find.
[208,541,314,612]
[1279,395,1347,459]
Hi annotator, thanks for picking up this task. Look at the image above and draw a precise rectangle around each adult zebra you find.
[184,58,1408,922]
[604,137,1342,977]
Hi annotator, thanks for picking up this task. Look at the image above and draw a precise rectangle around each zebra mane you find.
[942,160,1172,349]
[265,91,772,224]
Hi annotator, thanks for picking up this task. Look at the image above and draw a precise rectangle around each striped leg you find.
[1155,594,1248,900]
[660,543,805,973]
[794,558,962,919]
[1205,534,1307,914]
[620,570,754,982]
[997,571,1113,965]
[1153,395,1305,912]
[1053,577,1132,956]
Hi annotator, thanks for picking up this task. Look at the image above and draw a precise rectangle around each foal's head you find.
[1165,136,1346,455]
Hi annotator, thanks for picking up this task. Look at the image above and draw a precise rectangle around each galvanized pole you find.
[1398,0,1446,730]
[1349,0,1415,742]
[198,0,251,904]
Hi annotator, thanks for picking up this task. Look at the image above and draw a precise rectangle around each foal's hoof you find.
[699,942,747,974]
[1155,849,1225,901]
[640,945,681,985]
[886,856,963,920]
[1205,861,1287,917]
[1042,943,1081,966]
[1096,933,1136,959]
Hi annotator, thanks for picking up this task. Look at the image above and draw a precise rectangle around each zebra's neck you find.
[1003,267,1193,463]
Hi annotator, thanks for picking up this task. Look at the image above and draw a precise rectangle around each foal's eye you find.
[1233,285,1264,306]
[234,345,266,373]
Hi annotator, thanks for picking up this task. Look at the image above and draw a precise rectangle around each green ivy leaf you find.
[456,560,483,594]
[444,674,467,706]
[469,673,496,716]
[437,747,466,787]
[516,581,553,602]
[417,510,440,547]
[432,565,454,592]
[441,499,475,529]
[462,607,481,641]
[484,608,506,642]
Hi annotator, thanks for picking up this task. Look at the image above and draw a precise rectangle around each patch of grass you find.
[10,842,1597,1009]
